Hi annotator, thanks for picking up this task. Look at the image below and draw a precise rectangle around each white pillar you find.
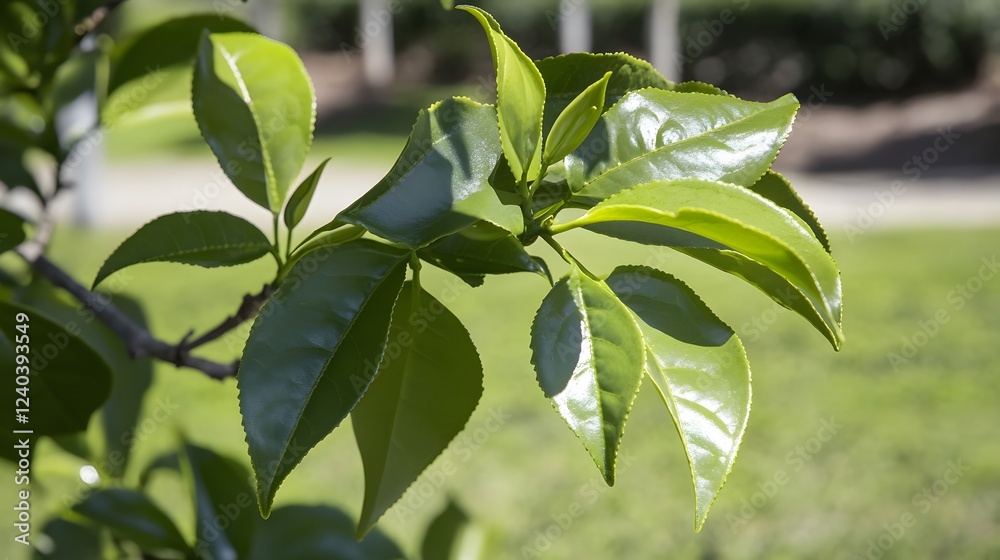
[360,0,395,89]
[649,0,681,82]
[559,0,592,54]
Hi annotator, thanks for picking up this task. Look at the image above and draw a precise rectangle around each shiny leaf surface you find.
[544,71,611,166]
[606,266,750,531]
[418,222,548,285]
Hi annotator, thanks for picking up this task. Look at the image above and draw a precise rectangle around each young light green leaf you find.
[530,266,645,484]
[566,89,799,206]
[284,157,331,230]
[421,501,489,560]
[458,5,546,182]
[73,489,190,554]
[339,97,521,248]
[552,179,843,349]
[0,301,112,455]
[93,211,272,288]
[248,505,404,560]
[544,71,611,166]
[672,81,730,96]
[193,32,316,213]
[182,444,258,559]
[535,52,671,137]
[238,240,409,516]
[418,222,549,286]
[746,170,831,253]
[352,284,483,536]
[606,266,751,532]
[0,208,27,254]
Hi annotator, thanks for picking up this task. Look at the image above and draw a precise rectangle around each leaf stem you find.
[410,252,422,305]
[541,233,598,280]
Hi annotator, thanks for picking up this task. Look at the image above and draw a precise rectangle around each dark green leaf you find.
[283,225,368,280]
[0,141,40,197]
[421,501,488,560]
[183,444,258,559]
[530,266,645,484]
[353,284,484,536]
[109,15,253,93]
[33,518,102,560]
[544,71,611,166]
[284,158,330,230]
[606,266,750,531]
[535,52,671,137]
[0,208,27,254]
[459,5,545,182]
[194,32,316,212]
[249,505,404,560]
[239,240,409,515]
[559,178,844,349]
[73,489,190,554]
[93,211,272,288]
[418,222,548,284]
[340,97,521,248]
[566,89,799,206]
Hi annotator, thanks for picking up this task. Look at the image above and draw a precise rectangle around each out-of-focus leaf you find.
[248,505,404,560]
[0,208,27,254]
[421,501,489,560]
[33,517,102,560]
[183,444,257,560]
[73,489,190,554]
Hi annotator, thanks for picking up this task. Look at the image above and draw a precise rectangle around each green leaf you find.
[606,266,751,532]
[339,97,521,248]
[93,211,272,288]
[284,158,330,230]
[418,222,549,285]
[553,179,843,349]
[672,81,730,96]
[238,240,409,515]
[746,171,831,253]
[566,89,799,206]
[0,141,40,197]
[421,501,489,560]
[0,301,112,453]
[34,518,103,560]
[352,284,484,536]
[248,505,404,560]
[109,14,254,93]
[530,266,645,484]
[459,5,546,183]
[544,71,611,167]
[73,489,190,554]
[0,208,27,254]
[535,52,671,137]
[182,444,258,559]
[193,32,316,212]
[0,93,45,147]
[283,225,368,280]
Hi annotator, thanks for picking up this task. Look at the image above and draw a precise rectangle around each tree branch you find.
[18,251,243,381]
[181,284,274,351]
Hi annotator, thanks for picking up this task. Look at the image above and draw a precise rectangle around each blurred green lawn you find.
[5,226,1000,559]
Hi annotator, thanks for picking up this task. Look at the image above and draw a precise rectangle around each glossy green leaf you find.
[352,284,484,536]
[93,211,272,288]
[183,444,258,560]
[544,71,611,166]
[109,15,253,93]
[746,170,831,253]
[248,505,404,560]
[284,158,330,230]
[421,501,489,560]
[606,266,751,531]
[566,89,799,206]
[459,5,546,182]
[238,240,409,515]
[74,489,190,554]
[418,222,549,286]
[672,81,730,96]
[0,301,112,454]
[193,32,316,212]
[0,208,27,254]
[553,179,843,349]
[340,97,521,248]
[535,52,671,137]
[530,266,645,484]
[34,518,103,560]
[283,225,368,280]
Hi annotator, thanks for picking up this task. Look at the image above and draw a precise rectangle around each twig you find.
[180,285,274,351]
[73,0,128,45]
[18,251,241,381]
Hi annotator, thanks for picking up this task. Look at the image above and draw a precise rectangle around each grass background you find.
[4,225,999,559]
